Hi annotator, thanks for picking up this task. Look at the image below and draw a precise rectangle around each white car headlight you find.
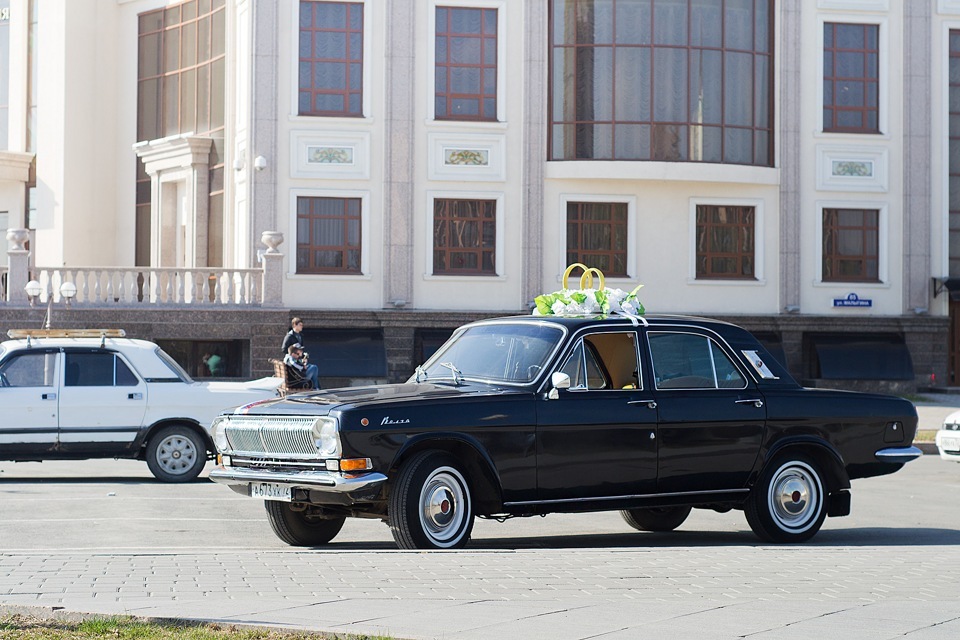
[311,417,340,458]
[210,417,229,452]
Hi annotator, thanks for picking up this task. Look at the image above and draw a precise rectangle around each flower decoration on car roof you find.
[533,263,645,317]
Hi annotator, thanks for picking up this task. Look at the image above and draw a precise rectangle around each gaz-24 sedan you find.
[209,314,921,549]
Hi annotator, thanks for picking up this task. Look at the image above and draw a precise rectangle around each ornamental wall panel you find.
[816,145,889,192]
[427,133,507,182]
[290,131,371,180]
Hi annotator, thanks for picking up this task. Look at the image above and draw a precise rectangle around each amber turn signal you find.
[339,458,373,472]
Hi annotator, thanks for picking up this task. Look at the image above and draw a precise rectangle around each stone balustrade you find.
[3,229,285,307]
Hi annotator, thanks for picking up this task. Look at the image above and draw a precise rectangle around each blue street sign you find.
[833,293,872,308]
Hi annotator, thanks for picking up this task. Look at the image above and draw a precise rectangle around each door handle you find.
[41,392,57,400]
[735,398,764,408]
[627,400,657,409]
[128,392,143,400]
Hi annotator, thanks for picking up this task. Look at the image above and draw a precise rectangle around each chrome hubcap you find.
[419,467,469,546]
[768,461,821,533]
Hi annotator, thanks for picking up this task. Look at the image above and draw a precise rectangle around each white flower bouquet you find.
[533,264,645,317]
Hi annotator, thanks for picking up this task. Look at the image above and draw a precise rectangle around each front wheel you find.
[745,454,826,543]
[621,506,692,532]
[264,501,346,546]
[145,425,206,482]
[389,451,474,550]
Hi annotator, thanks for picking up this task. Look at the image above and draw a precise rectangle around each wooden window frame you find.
[695,204,756,280]
[298,1,364,117]
[432,198,497,275]
[565,201,629,278]
[296,196,363,274]
[434,6,498,121]
[821,207,880,283]
[547,0,775,165]
[822,22,879,134]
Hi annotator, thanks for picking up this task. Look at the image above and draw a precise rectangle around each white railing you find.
[32,267,263,305]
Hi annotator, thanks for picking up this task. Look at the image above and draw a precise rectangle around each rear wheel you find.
[264,501,346,546]
[621,506,692,532]
[745,454,826,543]
[145,425,206,483]
[389,451,474,550]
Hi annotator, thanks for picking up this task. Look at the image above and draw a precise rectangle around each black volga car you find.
[209,314,921,550]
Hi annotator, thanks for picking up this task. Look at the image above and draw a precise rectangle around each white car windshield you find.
[413,322,563,385]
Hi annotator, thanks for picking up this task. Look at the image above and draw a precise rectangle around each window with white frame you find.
[434,5,498,121]
[695,204,756,280]
[821,207,879,282]
[823,22,879,134]
[565,201,629,277]
[433,197,497,275]
[298,1,364,117]
[295,195,362,274]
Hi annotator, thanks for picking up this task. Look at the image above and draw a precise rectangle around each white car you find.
[936,409,960,462]
[0,329,281,482]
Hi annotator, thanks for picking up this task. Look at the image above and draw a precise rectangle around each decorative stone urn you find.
[261,230,284,253]
[6,228,29,251]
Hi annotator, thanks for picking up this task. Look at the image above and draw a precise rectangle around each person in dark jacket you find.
[281,318,319,389]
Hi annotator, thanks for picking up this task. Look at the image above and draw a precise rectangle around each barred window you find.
[299,1,363,116]
[566,202,628,277]
[822,208,879,282]
[695,205,755,279]
[296,196,362,274]
[433,198,497,275]
[435,6,498,121]
[823,22,879,133]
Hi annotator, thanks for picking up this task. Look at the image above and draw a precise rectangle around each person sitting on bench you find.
[283,344,316,390]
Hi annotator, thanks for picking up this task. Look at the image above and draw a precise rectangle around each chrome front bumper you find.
[209,465,387,503]
[874,446,924,464]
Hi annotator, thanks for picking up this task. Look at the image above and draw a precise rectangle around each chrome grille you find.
[223,416,320,458]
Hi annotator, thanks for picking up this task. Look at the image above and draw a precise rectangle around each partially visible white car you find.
[0,329,281,482]
[936,409,960,462]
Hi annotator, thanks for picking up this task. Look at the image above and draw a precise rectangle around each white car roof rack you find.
[6,329,126,348]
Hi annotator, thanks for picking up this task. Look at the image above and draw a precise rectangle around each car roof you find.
[473,313,743,331]
[0,337,182,380]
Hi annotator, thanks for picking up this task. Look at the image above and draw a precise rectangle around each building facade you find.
[0,0,957,391]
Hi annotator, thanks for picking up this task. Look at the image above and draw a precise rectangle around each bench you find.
[270,358,312,396]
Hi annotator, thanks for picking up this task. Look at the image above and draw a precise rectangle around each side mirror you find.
[548,372,571,400]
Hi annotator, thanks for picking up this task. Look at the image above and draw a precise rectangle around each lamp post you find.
[24,280,78,329]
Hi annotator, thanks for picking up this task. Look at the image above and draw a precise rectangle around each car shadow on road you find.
[460,527,960,550]
[298,527,960,552]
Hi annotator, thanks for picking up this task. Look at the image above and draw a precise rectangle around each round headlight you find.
[211,417,229,452]
[312,418,340,457]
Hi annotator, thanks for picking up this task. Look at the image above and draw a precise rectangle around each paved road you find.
[1,454,960,639]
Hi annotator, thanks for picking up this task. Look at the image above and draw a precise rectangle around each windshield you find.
[413,322,564,385]
[154,347,194,383]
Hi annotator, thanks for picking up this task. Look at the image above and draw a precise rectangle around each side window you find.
[115,358,140,387]
[559,341,586,388]
[558,332,640,391]
[64,353,140,387]
[0,353,58,387]
[649,332,746,390]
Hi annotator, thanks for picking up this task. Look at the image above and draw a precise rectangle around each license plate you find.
[250,482,292,502]
[942,436,960,453]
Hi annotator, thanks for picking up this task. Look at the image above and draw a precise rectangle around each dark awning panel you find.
[812,335,913,380]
